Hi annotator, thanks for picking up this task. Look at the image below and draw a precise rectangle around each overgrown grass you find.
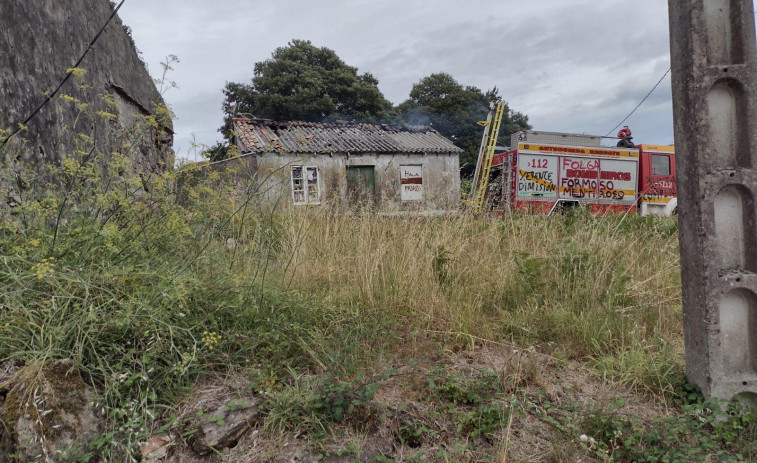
[10,62,750,462]
[0,161,400,457]
[0,83,399,459]
[4,82,740,460]
[7,135,757,460]
[280,208,683,395]
[0,118,690,458]
[0,130,687,453]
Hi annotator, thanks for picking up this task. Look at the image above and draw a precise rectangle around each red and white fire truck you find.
[484,129,677,216]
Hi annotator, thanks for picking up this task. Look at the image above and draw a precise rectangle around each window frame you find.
[651,154,671,176]
[290,165,321,205]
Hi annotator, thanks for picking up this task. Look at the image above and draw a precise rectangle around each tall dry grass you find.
[0,62,688,456]
[277,207,683,395]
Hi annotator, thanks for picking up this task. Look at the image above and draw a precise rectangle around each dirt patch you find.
[158,343,674,462]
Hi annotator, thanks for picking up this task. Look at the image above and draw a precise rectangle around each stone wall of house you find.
[200,152,461,215]
[0,0,173,173]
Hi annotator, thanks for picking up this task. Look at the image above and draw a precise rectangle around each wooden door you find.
[346,166,376,205]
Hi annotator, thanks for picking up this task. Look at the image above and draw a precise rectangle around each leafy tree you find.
[202,141,228,163]
[221,40,392,136]
[397,73,531,175]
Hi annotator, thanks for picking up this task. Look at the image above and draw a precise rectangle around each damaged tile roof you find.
[233,118,463,155]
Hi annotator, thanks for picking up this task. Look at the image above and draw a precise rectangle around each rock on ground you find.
[0,360,102,463]
[190,399,262,456]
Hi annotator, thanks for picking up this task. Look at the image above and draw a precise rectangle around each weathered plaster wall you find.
[202,152,461,215]
[0,0,173,172]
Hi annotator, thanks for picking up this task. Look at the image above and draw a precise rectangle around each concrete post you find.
[668,0,757,401]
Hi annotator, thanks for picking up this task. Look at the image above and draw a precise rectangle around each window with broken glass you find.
[291,166,321,205]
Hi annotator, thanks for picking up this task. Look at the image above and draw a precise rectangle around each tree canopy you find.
[217,42,531,174]
[222,40,392,132]
[397,73,531,174]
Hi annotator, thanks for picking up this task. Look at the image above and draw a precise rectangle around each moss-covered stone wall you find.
[0,0,173,172]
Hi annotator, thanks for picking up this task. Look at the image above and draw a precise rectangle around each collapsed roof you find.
[233,118,463,155]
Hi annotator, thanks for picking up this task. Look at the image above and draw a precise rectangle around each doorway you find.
[346,166,376,206]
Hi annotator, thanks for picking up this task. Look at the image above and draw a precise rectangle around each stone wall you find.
[0,0,173,172]
[197,152,462,215]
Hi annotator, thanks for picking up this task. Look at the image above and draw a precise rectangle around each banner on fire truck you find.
[515,144,639,204]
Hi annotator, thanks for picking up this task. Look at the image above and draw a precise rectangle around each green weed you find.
[530,388,757,462]
[427,368,501,406]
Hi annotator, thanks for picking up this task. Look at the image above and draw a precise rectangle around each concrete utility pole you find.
[668,0,757,402]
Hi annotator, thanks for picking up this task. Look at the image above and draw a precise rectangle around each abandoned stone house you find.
[207,118,463,214]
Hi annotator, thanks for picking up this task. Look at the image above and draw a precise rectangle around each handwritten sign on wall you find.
[401,165,423,201]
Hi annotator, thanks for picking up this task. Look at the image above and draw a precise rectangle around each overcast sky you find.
[119,0,682,162]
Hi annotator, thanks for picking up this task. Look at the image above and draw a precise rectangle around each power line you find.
[1,0,127,147]
[604,67,671,138]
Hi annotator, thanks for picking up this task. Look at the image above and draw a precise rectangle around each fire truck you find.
[471,126,677,216]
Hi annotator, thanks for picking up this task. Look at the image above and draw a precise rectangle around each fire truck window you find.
[651,154,671,176]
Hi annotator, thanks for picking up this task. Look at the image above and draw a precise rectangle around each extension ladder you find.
[469,102,506,214]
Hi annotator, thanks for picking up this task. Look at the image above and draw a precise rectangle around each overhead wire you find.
[604,67,671,138]
[1,0,127,147]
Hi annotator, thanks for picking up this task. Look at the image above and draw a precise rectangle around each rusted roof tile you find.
[232,118,463,155]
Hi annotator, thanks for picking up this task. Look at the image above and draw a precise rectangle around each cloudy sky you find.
[119,0,678,162]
